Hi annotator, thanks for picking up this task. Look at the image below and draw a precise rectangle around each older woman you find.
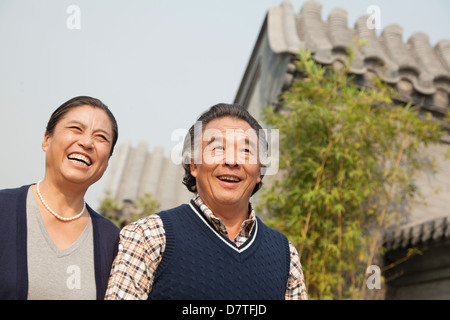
[0,96,120,300]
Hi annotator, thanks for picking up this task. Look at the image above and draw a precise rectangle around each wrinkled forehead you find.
[202,127,259,146]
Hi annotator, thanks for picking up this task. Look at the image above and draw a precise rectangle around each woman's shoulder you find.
[0,184,31,213]
[86,204,120,234]
[0,184,31,198]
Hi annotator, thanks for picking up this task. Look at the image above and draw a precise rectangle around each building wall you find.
[103,140,192,213]
[235,14,294,123]
[385,241,450,300]
[406,143,450,227]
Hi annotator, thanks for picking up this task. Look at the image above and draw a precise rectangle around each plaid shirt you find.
[105,195,308,300]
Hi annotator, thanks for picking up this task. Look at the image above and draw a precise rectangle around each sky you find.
[1,0,449,209]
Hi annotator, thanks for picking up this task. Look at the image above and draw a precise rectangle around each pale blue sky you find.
[1,0,449,207]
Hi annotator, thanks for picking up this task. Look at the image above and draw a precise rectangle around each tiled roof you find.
[268,0,450,111]
[383,215,450,251]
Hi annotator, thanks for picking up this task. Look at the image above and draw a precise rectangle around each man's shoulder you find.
[119,202,191,237]
[124,213,164,233]
[256,216,287,238]
[156,203,191,217]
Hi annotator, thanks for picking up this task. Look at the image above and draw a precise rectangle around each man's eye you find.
[240,148,252,153]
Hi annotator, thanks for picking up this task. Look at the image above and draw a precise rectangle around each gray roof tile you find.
[267,0,450,102]
[384,215,450,251]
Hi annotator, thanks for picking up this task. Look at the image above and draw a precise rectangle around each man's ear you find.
[42,131,50,152]
[257,165,262,184]
[190,160,198,178]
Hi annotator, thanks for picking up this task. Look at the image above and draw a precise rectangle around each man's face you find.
[190,116,262,211]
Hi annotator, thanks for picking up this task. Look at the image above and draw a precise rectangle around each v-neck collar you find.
[27,187,92,257]
[188,201,259,254]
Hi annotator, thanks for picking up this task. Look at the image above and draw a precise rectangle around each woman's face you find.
[42,105,114,189]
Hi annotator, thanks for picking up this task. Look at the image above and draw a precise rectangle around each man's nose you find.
[224,147,239,166]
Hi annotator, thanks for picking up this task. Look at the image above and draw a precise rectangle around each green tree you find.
[130,192,161,220]
[98,191,122,227]
[259,49,445,299]
[99,192,160,227]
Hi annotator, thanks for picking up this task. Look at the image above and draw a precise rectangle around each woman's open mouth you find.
[67,152,92,167]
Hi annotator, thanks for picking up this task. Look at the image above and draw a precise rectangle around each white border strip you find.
[188,203,258,254]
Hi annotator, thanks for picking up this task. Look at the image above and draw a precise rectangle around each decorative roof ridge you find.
[266,0,450,97]
[383,214,450,251]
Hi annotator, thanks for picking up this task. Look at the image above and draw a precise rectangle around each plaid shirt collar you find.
[192,194,256,244]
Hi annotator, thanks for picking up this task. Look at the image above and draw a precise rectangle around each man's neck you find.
[196,195,251,239]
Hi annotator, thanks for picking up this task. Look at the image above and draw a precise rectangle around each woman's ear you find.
[42,131,50,152]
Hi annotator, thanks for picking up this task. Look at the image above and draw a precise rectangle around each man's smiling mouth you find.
[67,153,92,167]
[217,175,241,183]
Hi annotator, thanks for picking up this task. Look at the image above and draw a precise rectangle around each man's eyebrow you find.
[204,132,258,148]
[205,135,223,146]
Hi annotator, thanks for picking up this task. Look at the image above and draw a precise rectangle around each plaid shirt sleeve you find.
[104,215,165,300]
[286,241,308,300]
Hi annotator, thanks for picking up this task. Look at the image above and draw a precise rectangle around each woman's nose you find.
[78,135,94,149]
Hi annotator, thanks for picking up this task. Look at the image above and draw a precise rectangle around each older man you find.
[105,103,307,300]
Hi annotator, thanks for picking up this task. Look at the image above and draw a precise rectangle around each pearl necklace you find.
[36,181,86,222]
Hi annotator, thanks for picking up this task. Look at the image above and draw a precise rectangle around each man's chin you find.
[213,192,247,207]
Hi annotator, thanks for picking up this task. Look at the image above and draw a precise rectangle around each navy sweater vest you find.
[148,201,290,300]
